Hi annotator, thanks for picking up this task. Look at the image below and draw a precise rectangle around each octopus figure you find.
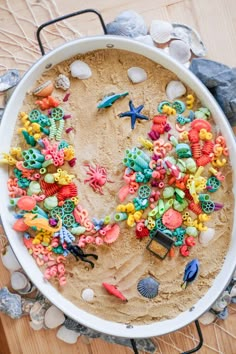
[84,163,112,194]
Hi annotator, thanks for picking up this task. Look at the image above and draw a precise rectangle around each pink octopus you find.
[84,163,112,194]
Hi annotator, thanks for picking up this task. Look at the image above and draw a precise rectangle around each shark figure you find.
[97,91,129,109]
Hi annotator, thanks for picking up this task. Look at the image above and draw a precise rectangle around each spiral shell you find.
[169,40,191,64]
[150,20,173,44]
[137,277,159,299]
[165,80,186,101]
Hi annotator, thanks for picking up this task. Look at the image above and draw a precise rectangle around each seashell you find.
[211,292,231,313]
[106,11,147,38]
[70,60,92,80]
[169,40,191,64]
[1,245,21,272]
[171,23,206,57]
[103,224,120,244]
[57,325,80,344]
[55,74,70,91]
[199,311,216,325]
[29,321,44,331]
[33,80,54,97]
[150,20,173,44]
[0,69,20,92]
[165,80,186,101]
[229,284,236,297]
[10,271,32,294]
[137,277,159,299]
[44,305,65,329]
[21,298,37,314]
[199,228,215,246]
[134,35,155,46]
[17,196,36,211]
[0,287,22,319]
[81,288,94,302]
[12,218,29,232]
[30,301,47,326]
[127,67,147,84]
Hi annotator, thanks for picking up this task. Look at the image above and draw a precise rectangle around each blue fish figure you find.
[181,259,199,289]
[97,91,129,109]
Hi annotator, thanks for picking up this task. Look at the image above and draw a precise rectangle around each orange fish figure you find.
[102,282,128,302]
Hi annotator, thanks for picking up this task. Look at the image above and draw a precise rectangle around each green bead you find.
[29,109,41,122]
[51,107,64,120]
[62,200,75,213]
[138,185,151,199]
[172,100,186,114]
[157,101,171,113]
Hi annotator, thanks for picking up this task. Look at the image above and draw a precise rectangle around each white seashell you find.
[70,60,92,80]
[229,284,236,297]
[169,40,191,64]
[127,67,147,84]
[1,245,21,272]
[30,301,47,326]
[55,74,70,90]
[199,228,215,246]
[150,20,173,44]
[199,311,216,325]
[10,271,32,293]
[44,305,65,329]
[29,321,43,331]
[106,11,147,38]
[81,288,94,302]
[135,35,155,47]
[56,325,80,344]
[165,80,186,101]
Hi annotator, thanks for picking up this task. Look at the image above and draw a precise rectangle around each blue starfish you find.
[118,100,149,129]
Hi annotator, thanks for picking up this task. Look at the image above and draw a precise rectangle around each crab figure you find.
[67,244,98,268]
[84,163,112,194]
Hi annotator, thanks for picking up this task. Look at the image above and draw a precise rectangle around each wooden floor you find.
[0,0,236,353]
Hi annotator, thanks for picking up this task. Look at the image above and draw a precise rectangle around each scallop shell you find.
[17,196,36,211]
[33,80,54,97]
[165,80,186,101]
[150,20,173,44]
[44,305,65,329]
[171,23,206,57]
[127,67,147,84]
[199,228,215,246]
[81,288,94,302]
[103,224,120,244]
[57,325,80,344]
[55,74,70,91]
[137,277,159,299]
[70,60,92,80]
[106,10,147,38]
[169,40,191,64]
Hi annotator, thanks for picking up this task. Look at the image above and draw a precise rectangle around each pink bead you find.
[95,237,104,245]
[85,236,95,244]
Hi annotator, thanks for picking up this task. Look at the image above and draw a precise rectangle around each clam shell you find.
[150,20,173,44]
[44,305,65,329]
[1,245,21,272]
[10,271,32,293]
[33,80,54,97]
[17,196,36,211]
[55,74,70,91]
[199,228,215,246]
[171,23,206,57]
[199,311,216,325]
[81,288,94,302]
[70,60,92,80]
[165,80,186,101]
[135,35,155,46]
[127,67,147,84]
[57,325,80,344]
[137,277,159,299]
[169,40,191,64]
[106,11,147,38]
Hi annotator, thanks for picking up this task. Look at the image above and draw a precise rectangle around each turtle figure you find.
[67,244,98,268]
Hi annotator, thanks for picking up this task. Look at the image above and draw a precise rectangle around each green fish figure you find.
[97,91,129,109]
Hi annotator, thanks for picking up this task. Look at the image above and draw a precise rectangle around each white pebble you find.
[127,67,147,84]
[70,60,92,79]
[81,288,94,302]
[1,245,21,272]
[56,325,80,344]
[44,305,65,329]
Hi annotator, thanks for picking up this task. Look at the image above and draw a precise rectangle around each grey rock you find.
[64,318,156,353]
[189,59,236,126]
[106,10,147,38]
[0,287,22,319]
[0,69,20,92]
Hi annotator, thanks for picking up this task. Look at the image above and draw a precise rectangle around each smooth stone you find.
[29,321,44,331]
[1,245,21,272]
[56,325,80,344]
[199,228,215,246]
[0,287,22,319]
[106,10,147,38]
[199,311,216,325]
[44,305,65,329]
[190,59,236,126]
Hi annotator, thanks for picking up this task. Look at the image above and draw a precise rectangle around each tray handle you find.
[36,8,108,55]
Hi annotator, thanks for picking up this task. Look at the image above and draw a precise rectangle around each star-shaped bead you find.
[118,100,149,129]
